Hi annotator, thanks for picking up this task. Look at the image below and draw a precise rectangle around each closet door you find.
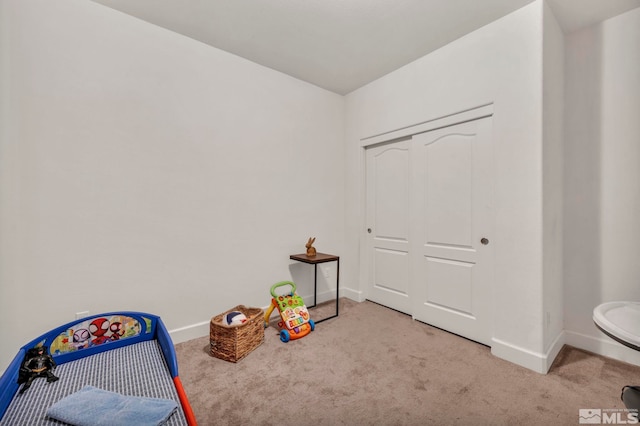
[410,117,494,346]
[365,139,412,314]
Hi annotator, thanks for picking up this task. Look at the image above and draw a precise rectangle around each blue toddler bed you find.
[0,312,197,425]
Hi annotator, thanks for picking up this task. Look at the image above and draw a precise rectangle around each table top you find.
[290,252,339,264]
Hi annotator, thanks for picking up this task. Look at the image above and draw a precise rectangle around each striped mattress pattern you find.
[0,340,188,425]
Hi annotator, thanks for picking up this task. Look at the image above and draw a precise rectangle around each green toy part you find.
[269,281,310,330]
[270,281,297,298]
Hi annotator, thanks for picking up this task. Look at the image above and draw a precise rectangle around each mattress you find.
[0,340,188,426]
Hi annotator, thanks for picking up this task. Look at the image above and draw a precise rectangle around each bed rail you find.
[0,311,196,425]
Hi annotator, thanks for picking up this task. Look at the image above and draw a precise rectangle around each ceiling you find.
[91,0,640,95]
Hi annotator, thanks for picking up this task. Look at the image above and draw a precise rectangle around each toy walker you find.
[264,281,315,343]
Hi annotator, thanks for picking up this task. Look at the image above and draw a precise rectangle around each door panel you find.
[365,139,411,313]
[423,257,473,315]
[425,135,473,247]
[364,115,494,346]
[411,117,494,345]
[374,248,409,296]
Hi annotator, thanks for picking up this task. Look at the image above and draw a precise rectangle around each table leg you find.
[315,259,339,324]
[314,263,318,308]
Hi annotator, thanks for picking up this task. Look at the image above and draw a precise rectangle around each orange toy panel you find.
[275,293,310,331]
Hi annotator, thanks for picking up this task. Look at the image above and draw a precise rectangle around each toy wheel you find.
[280,329,290,343]
[309,319,315,331]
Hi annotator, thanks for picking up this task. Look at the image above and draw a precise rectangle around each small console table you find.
[290,252,339,323]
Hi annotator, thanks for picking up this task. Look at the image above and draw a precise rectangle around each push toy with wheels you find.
[264,281,315,342]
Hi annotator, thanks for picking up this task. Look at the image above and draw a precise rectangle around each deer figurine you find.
[305,237,317,257]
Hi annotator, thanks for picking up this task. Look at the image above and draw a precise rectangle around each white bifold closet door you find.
[365,138,412,315]
[365,116,494,346]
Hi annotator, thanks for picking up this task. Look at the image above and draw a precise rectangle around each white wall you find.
[346,2,557,372]
[541,1,565,356]
[3,0,638,377]
[564,7,640,365]
[0,0,345,372]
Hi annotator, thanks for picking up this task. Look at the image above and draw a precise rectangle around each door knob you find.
[367,228,372,234]
[481,238,489,245]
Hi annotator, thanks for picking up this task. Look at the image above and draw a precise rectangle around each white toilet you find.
[593,301,640,411]
[593,301,640,351]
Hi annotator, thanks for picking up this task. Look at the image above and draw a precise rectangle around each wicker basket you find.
[209,305,264,362]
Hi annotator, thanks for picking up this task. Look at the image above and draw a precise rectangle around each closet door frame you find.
[359,103,494,332]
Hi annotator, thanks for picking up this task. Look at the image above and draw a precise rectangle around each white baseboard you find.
[169,321,209,345]
[546,331,566,370]
[168,286,364,345]
[170,305,640,371]
[564,330,640,367]
[299,289,337,305]
[491,328,640,374]
[300,285,364,304]
[339,286,365,302]
[491,331,565,374]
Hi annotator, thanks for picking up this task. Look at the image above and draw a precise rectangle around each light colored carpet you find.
[175,299,640,425]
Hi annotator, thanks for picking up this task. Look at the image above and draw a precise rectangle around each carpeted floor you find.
[175,299,640,425]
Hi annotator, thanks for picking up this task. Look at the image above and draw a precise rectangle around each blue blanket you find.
[46,386,178,426]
